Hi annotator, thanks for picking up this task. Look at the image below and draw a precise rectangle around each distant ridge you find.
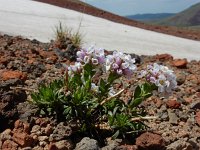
[156,3,200,27]
[126,13,175,22]
[35,0,200,41]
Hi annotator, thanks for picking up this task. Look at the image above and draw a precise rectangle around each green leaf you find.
[83,64,95,81]
[74,74,82,85]
[130,97,143,107]
[40,109,46,115]
[63,106,72,115]
[112,130,120,140]
[134,85,142,99]
[130,83,154,107]
[141,82,153,94]
[85,79,91,90]
[113,106,119,116]
[99,79,106,90]
[108,72,120,84]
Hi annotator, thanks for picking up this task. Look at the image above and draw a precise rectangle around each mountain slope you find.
[156,3,200,26]
[34,0,200,41]
[126,13,175,22]
[1,0,200,60]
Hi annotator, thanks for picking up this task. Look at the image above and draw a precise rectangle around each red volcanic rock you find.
[12,120,32,147]
[166,100,181,109]
[1,70,27,81]
[27,58,36,64]
[14,120,30,134]
[155,54,173,61]
[184,97,193,104]
[196,111,200,126]
[172,59,187,68]
[155,98,163,108]
[13,131,33,147]
[39,50,57,59]
[0,56,9,65]
[38,50,58,63]
[2,140,18,150]
[136,132,165,150]
[14,120,24,129]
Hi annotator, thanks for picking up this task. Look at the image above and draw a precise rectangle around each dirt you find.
[0,34,200,149]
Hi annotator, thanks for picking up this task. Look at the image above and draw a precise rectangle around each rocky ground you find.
[0,34,200,150]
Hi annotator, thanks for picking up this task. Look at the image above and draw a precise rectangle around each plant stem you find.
[10,86,34,91]
[130,116,158,121]
[100,88,125,105]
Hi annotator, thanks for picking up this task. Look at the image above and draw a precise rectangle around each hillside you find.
[35,0,200,41]
[126,13,175,22]
[156,3,200,27]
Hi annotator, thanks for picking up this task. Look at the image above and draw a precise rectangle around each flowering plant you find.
[32,46,177,141]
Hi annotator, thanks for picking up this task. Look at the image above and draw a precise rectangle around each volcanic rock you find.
[136,132,165,150]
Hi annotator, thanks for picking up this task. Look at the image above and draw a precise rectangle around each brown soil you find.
[0,34,200,149]
[35,0,200,41]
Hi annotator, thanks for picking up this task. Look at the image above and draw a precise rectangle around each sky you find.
[81,0,200,16]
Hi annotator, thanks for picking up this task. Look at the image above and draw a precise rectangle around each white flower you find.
[117,69,123,75]
[76,46,105,65]
[68,62,82,76]
[91,83,99,93]
[112,63,119,69]
[105,51,137,78]
[108,87,116,96]
[92,58,99,65]
[121,62,129,69]
[138,70,147,78]
[141,63,177,97]
[83,56,90,64]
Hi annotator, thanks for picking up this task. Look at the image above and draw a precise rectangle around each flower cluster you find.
[105,51,137,78]
[68,47,137,79]
[139,63,177,97]
[76,46,105,65]
[67,62,82,76]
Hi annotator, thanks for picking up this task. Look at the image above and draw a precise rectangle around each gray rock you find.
[168,110,179,125]
[0,129,12,141]
[101,139,122,150]
[160,105,167,112]
[49,134,64,141]
[50,122,72,141]
[176,71,186,85]
[160,112,169,121]
[55,140,73,150]
[53,122,72,137]
[190,101,200,110]
[167,139,193,150]
[179,112,188,122]
[39,141,47,147]
[38,136,48,142]
[0,78,22,90]
[75,137,100,150]
[31,125,41,133]
[17,101,38,122]
[188,138,200,150]
[32,146,43,150]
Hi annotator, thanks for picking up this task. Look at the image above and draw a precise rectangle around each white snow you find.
[0,0,200,60]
